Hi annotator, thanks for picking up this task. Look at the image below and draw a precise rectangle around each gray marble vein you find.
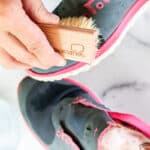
[128,33,150,48]
[101,81,150,97]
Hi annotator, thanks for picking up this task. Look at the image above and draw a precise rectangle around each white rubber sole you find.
[29,0,150,82]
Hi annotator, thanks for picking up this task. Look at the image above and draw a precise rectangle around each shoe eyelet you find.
[86,126,92,132]
[96,2,104,10]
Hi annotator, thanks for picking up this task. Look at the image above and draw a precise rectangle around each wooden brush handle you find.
[37,23,97,63]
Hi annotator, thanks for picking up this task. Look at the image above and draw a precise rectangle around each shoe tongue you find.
[57,97,114,150]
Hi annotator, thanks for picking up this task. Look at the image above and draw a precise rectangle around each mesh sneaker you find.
[18,77,150,150]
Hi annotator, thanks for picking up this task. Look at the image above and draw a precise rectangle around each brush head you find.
[38,16,100,63]
[60,16,100,44]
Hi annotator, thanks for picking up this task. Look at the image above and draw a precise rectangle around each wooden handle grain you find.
[38,23,97,63]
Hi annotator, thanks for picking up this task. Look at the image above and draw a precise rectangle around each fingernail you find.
[57,60,66,66]
[51,14,60,23]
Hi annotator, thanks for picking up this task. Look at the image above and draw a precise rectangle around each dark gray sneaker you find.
[28,0,150,81]
[18,77,150,150]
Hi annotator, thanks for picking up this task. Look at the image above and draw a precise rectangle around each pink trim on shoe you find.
[84,0,97,14]
[72,97,107,111]
[109,112,150,138]
[27,0,148,80]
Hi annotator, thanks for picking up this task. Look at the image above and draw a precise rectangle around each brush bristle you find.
[60,16,99,33]
[60,16,104,47]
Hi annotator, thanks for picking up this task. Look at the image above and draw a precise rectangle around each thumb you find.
[23,0,59,24]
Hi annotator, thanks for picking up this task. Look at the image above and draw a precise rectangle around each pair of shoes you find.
[18,1,150,149]
[27,0,150,81]
[18,77,150,150]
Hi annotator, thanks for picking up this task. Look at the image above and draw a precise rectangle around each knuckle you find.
[28,40,45,53]
[22,56,34,63]
[17,52,33,63]
[16,52,40,67]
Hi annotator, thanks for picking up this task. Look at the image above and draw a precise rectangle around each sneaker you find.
[18,77,150,150]
[28,0,150,81]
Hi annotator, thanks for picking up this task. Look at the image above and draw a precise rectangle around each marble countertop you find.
[0,1,150,150]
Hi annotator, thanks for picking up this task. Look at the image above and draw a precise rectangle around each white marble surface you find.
[0,1,150,150]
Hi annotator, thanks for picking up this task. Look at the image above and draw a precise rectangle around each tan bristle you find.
[60,16,100,34]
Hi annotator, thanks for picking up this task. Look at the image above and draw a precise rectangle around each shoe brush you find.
[37,17,100,64]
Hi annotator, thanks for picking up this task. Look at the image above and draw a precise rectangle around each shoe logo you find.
[63,43,85,58]
[84,0,111,15]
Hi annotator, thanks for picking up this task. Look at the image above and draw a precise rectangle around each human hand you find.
[0,0,65,69]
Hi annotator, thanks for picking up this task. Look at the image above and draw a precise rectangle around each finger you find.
[0,32,45,68]
[0,48,31,69]
[11,11,66,67]
[22,0,59,24]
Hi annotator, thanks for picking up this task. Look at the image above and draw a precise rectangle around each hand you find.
[0,0,65,69]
